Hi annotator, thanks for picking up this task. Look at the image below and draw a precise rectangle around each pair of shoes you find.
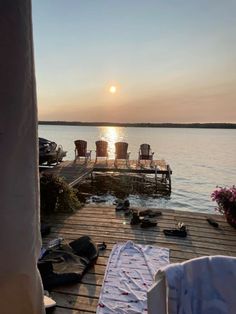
[163,222,187,237]
[130,212,157,228]
[139,209,162,218]
[140,218,157,228]
[116,199,130,211]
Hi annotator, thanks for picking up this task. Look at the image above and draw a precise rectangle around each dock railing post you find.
[167,165,172,193]
[155,165,158,189]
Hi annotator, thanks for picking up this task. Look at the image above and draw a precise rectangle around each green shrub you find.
[40,173,81,214]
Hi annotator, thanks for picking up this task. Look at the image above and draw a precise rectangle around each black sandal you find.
[140,218,157,228]
[206,218,219,228]
[163,223,187,237]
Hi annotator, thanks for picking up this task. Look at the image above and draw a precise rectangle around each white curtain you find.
[0,1,45,313]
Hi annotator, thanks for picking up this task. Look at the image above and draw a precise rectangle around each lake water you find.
[38,125,236,213]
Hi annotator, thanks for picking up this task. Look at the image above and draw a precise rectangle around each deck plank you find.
[44,206,236,312]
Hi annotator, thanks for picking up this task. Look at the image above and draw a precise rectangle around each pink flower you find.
[211,186,236,216]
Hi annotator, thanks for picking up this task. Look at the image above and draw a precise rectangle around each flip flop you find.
[207,218,219,228]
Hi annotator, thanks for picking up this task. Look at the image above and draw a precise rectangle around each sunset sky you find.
[32,1,236,123]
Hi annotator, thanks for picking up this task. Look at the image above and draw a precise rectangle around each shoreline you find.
[38,121,236,129]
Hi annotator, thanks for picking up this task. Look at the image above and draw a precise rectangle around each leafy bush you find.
[40,173,81,213]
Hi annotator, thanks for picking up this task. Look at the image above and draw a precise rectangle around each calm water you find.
[38,125,236,213]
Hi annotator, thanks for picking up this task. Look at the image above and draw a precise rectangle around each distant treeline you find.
[38,121,236,129]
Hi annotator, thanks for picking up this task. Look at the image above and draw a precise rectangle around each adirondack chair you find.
[95,140,108,164]
[138,143,154,166]
[74,140,92,162]
[114,142,130,167]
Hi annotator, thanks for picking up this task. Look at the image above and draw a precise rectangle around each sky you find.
[32,0,236,123]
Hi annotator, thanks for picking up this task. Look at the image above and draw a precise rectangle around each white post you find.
[0,1,45,313]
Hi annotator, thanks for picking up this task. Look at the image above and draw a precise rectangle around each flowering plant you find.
[211,186,236,226]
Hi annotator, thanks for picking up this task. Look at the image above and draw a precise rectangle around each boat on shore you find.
[39,137,67,165]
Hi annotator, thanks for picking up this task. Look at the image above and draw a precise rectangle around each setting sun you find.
[109,86,117,94]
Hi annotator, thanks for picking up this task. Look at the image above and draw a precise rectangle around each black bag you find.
[38,236,100,290]
[69,235,99,263]
[38,259,81,290]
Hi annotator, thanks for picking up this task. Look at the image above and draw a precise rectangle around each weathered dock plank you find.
[43,206,236,313]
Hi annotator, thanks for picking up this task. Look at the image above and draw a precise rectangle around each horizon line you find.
[38,121,236,129]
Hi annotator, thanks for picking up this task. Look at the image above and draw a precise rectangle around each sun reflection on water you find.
[99,127,124,159]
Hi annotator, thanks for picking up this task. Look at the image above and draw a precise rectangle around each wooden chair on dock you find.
[114,142,130,167]
[74,140,92,163]
[138,143,154,167]
[95,140,108,164]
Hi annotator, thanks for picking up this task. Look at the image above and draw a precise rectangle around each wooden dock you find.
[42,159,172,190]
[41,160,94,187]
[43,206,236,313]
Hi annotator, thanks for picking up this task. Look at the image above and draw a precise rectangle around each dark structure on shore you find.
[39,121,236,129]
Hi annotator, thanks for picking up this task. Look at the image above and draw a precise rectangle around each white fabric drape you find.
[0,1,44,313]
[148,255,236,314]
